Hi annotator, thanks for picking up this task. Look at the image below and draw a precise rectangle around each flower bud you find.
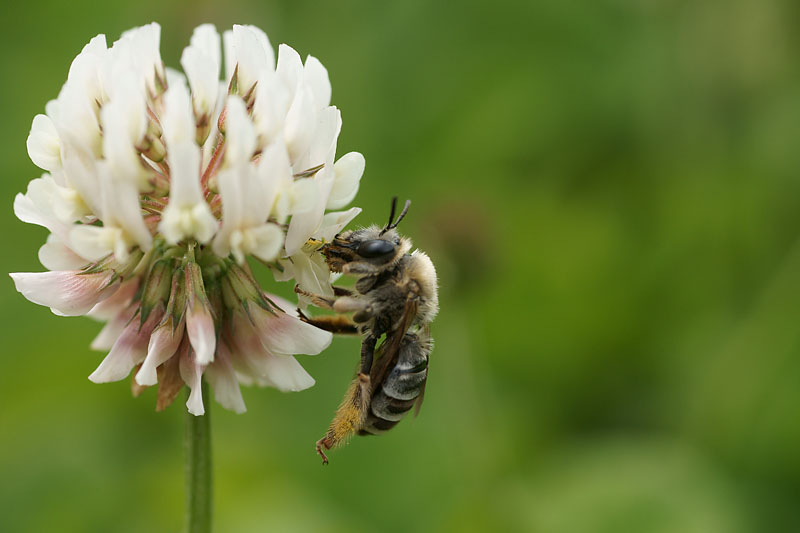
[140,259,174,324]
[115,248,146,279]
[165,265,187,328]
[217,105,228,134]
[185,261,216,364]
[224,263,267,310]
[139,133,166,162]
[195,113,211,146]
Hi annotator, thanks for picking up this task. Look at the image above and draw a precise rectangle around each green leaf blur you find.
[2,1,799,532]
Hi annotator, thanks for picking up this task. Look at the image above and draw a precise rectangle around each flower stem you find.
[185,382,212,533]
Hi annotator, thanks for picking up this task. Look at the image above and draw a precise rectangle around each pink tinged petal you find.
[267,293,308,315]
[206,344,246,413]
[327,152,365,210]
[249,303,332,356]
[179,347,206,416]
[38,235,88,271]
[88,279,139,320]
[229,311,269,356]
[10,270,117,316]
[304,55,331,110]
[90,318,124,351]
[90,305,137,351]
[187,301,216,365]
[27,114,61,172]
[88,308,163,383]
[226,321,315,392]
[137,319,185,386]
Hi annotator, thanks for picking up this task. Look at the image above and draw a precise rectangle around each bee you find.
[296,198,439,464]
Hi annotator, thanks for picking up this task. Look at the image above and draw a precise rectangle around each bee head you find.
[322,198,412,275]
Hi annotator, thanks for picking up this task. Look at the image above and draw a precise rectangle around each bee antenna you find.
[382,197,398,234]
[393,199,411,228]
[381,197,411,235]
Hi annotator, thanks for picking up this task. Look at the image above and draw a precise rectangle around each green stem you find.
[185,382,212,533]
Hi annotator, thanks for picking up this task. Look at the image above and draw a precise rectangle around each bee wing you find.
[369,295,418,392]
[413,384,426,416]
[413,324,431,417]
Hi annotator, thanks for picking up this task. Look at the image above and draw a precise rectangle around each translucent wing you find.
[369,295,418,394]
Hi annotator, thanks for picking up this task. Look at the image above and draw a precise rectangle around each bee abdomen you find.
[359,333,430,436]
[381,366,427,401]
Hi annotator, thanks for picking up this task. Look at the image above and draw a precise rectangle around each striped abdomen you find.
[359,332,431,435]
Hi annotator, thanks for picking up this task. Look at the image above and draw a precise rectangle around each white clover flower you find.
[11,23,366,415]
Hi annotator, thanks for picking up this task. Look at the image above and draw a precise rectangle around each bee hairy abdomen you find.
[359,332,430,436]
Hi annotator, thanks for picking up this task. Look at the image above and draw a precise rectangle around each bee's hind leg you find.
[315,335,377,465]
[315,372,372,465]
[296,309,360,335]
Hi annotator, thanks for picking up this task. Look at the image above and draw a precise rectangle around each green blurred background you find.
[2,0,800,531]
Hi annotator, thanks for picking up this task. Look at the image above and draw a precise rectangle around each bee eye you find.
[357,239,395,258]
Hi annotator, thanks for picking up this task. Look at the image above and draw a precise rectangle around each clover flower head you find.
[11,23,366,415]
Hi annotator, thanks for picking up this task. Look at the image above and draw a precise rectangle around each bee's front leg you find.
[294,285,373,319]
[294,285,336,309]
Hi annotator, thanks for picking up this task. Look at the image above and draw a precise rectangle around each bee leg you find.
[315,438,331,465]
[294,285,336,309]
[333,286,354,297]
[315,335,377,465]
[332,297,372,317]
[359,334,377,374]
[294,285,372,317]
[297,310,359,335]
[342,263,383,275]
